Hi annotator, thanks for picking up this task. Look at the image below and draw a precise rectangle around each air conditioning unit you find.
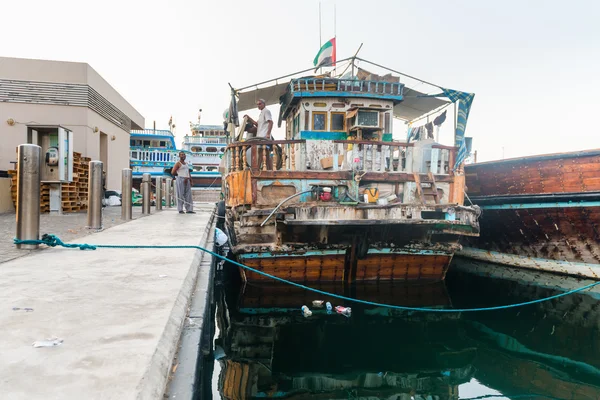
[348,109,381,131]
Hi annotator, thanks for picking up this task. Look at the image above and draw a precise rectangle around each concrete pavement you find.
[0,205,216,400]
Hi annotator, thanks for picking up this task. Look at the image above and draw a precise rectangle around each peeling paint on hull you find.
[458,247,600,280]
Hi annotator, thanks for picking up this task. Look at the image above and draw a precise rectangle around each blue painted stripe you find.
[292,91,403,102]
[239,248,451,259]
[480,200,600,210]
[299,131,347,140]
[132,171,220,177]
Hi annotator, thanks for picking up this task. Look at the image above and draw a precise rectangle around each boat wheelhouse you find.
[221,57,481,284]
[129,128,179,182]
[181,122,226,186]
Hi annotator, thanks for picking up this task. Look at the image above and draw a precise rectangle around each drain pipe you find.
[260,189,313,227]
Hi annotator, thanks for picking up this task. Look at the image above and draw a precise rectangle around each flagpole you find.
[319,1,322,48]
[319,1,322,75]
[334,2,337,76]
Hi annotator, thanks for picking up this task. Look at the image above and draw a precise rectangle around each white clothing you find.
[257,108,273,138]
[176,176,193,212]
[177,161,190,178]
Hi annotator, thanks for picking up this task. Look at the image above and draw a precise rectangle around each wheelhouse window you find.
[312,111,327,131]
[331,112,345,131]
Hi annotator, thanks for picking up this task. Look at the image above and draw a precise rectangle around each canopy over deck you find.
[230,57,474,170]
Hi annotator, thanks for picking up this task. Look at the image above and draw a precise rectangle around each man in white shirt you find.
[244,99,273,139]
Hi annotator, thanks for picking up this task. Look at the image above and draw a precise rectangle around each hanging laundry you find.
[433,110,447,126]
[425,122,434,139]
[407,126,424,143]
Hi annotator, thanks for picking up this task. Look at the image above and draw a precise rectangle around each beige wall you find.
[86,110,130,190]
[0,57,144,130]
[0,102,89,169]
[0,56,87,84]
[0,57,145,191]
[86,65,144,129]
[0,178,14,214]
[0,103,132,192]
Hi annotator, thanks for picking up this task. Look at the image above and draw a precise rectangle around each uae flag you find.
[313,38,336,70]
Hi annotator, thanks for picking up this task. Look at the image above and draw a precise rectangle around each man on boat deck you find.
[244,99,273,139]
[171,151,195,214]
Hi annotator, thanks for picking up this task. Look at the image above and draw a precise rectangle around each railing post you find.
[121,168,132,220]
[15,144,41,250]
[291,144,296,171]
[155,176,163,211]
[262,145,267,171]
[87,161,103,230]
[165,177,172,208]
[142,173,151,214]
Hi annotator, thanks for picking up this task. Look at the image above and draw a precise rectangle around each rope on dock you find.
[13,234,600,313]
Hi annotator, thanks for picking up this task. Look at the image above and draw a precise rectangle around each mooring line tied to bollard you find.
[13,234,600,313]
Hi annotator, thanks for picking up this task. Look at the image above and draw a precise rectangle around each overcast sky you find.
[3,0,599,162]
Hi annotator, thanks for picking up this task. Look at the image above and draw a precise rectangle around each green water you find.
[208,261,600,400]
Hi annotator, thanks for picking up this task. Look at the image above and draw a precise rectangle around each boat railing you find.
[290,78,404,96]
[183,136,228,144]
[333,140,456,175]
[224,139,456,175]
[225,140,307,172]
[130,149,178,163]
[130,129,174,136]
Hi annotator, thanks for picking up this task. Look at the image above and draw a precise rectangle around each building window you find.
[312,112,327,131]
[143,140,150,147]
[331,112,345,131]
[130,139,135,146]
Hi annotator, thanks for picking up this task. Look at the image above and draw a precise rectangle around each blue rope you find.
[14,234,600,313]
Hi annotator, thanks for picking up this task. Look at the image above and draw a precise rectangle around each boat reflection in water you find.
[212,262,600,400]
[449,257,600,400]
[215,281,475,400]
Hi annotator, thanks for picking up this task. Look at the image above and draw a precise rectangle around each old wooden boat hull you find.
[239,250,453,283]
[461,149,600,279]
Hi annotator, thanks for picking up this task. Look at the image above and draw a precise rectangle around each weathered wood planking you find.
[466,151,600,196]
[463,206,600,265]
[242,253,451,283]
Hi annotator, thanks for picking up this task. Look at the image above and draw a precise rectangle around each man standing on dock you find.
[171,152,195,214]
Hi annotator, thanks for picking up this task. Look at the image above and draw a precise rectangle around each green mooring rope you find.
[13,234,600,313]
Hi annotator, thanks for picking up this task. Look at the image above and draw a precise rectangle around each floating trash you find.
[312,300,324,308]
[301,305,312,318]
[335,306,352,317]
[326,302,333,315]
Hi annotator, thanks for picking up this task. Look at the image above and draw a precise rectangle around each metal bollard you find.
[87,161,103,229]
[165,178,172,208]
[155,176,163,211]
[173,178,179,209]
[121,168,132,220]
[141,173,151,214]
[16,144,42,250]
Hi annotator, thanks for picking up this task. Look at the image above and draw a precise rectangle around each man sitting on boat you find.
[244,98,273,139]
[240,98,280,170]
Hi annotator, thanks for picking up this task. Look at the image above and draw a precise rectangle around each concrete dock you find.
[0,205,215,400]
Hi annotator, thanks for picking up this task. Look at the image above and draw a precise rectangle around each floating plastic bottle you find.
[312,300,324,308]
[326,302,333,314]
[335,306,352,318]
[301,305,312,318]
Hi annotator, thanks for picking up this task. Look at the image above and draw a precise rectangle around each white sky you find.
[4,0,599,162]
